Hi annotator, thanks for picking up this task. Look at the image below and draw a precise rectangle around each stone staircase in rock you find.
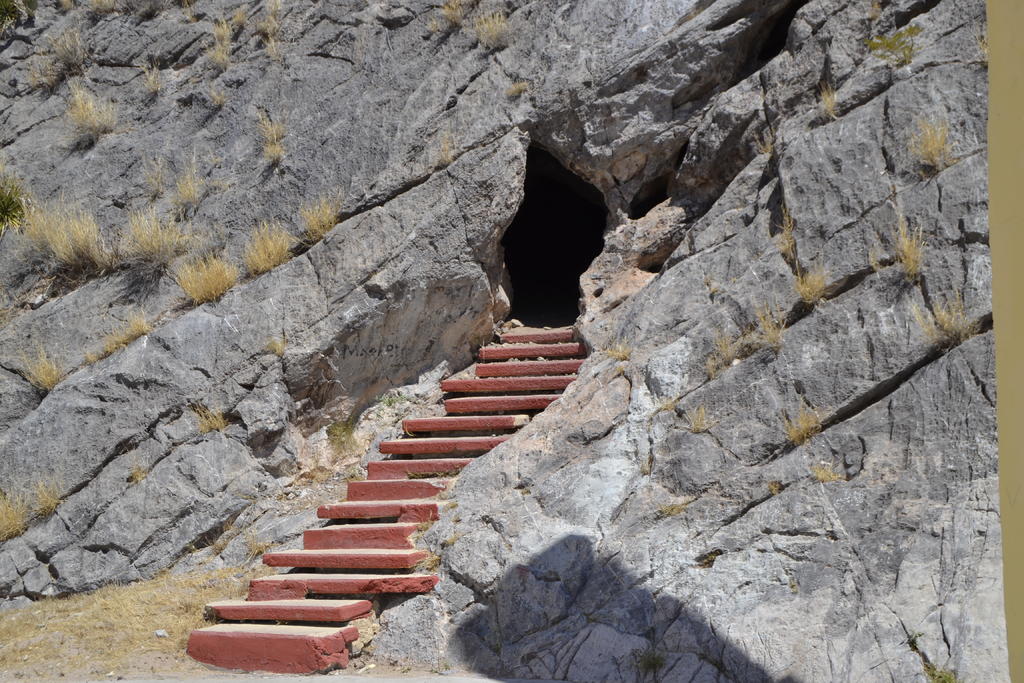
[186,326,587,673]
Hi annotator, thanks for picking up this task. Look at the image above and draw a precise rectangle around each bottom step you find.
[187,624,359,674]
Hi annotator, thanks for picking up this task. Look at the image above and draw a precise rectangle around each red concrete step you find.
[187,624,359,674]
[402,415,529,433]
[304,523,417,549]
[317,499,439,522]
[441,375,576,393]
[263,548,427,569]
[500,328,575,344]
[476,359,584,377]
[205,598,372,622]
[478,342,585,361]
[379,435,509,455]
[368,458,473,480]
[444,394,562,414]
[248,573,439,600]
[346,478,448,501]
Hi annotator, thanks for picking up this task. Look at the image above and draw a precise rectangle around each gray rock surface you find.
[0,0,1004,680]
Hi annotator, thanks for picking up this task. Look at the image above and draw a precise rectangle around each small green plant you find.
[783,399,822,445]
[794,264,828,305]
[909,118,954,175]
[243,221,294,275]
[635,649,665,673]
[473,11,509,49]
[379,392,408,408]
[894,214,925,281]
[192,404,228,433]
[866,25,922,66]
[1,0,32,34]
[21,348,65,392]
[0,491,29,541]
[0,165,27,234]
[810,463,844,483]
[175,256,238,304]
[923,663,961,683]
[913,291,978,349]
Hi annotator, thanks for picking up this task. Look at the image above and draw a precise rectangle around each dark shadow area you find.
[756,0,807,63]
[453,535,799,682]
[501,148,606,327]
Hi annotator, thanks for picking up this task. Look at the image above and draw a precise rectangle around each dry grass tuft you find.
[257,111,286,164]
[209,86,227,108]
[142,157,166,200]
[506,81,529,97]
[0,491,30,541]
[819,82,838,120]
[128,460,148,484]
[33,480,61,517]
[810,464,844,483]
[89,0,117,13]
[653,397,678,415]
[657,501,689,518]
[976,31,988,65]
[794,264,828,305]
[300,195,341,243]
[23,200,113,275]
[755,130,775,156]
[122,208,191,266]
[473,11,509,49]
[775,206,796,260]
[140,63,161,94]
[256,0,281,45]
[21,348,65,392]
[207,19,232,71]
[231,6,247,28]
[783,399,822,445]
[193,404,228,433]
[685,404,713,433]
[909,118,954,175]
[604,342,631,361]
[913,291,979,349]
[92,312,153,361]
[172,161,204,217]
[266,337,286,356]
[66,81,117,147]
[416,553,442,572]
[243,221,294,275]
[440,0,465,25]
[59,0,76,11]
[441,532,464,548]
[705,305,785,378]
[327,418,359,456]
[175,255,238,304]
[0,565,272,676]
[755,302,786,350]
[767,480,783,495]
[894,214,925,281]
[244,529,274,561]
[29,28,87,91]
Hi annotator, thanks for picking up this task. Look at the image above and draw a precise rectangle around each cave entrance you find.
[501,147,607,327]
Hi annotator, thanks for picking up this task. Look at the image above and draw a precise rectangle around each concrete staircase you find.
[186,326,587,673]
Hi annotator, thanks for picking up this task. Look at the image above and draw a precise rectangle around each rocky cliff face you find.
[0,0,1003,680]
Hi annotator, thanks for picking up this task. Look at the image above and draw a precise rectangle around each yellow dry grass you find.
[755,130,774,156]
[207,20,232,71]
[685,404,713,433]
[783,400,822,445]
[33,480,61,516]
[172,161,203,216]
[810,464,844,483]
[192,404,228,433]
[755,302,786,350]
[506,81,529,97]
[66,81,117,147]
[21,347,65,392]
[142,157,166,199]
[256,0,281,43]
[244,529,274,561]
[604,342,631,361]
[258,111,286,164]
[0,491,30,541]
[174,255,238,304]
[416,553,441,572]
[894,214,925,281]
[441,0,465,25]
[300,195,341,243]
[29,28,87,91]
[794,264,828,304]
[767,480,783,495]
[0,566,272,678]
[91,312,153,361]
[231,6,247,28]
[209,86,227,108]
[129,460,148,484]
[266,337,286,356]
[657,501,689,518]
[140,63,161,94]
[909,118,954,175]
[775,206,796,260]
[243,221,294,275]
[913,291,979,349]
[23,200,112,275]
[474,11,509,49]
[88,0,116,13]
[122,208,191,266]
[820,82,838,120]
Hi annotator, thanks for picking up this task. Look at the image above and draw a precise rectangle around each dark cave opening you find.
[757,0,806,62]
[501,147,607,328]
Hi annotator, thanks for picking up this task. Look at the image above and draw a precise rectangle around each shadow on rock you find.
[451,534,798,683]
